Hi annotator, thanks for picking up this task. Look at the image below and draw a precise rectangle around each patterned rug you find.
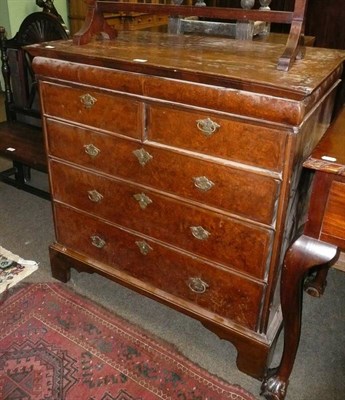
[0,246,38,294]
[0,283,257,400]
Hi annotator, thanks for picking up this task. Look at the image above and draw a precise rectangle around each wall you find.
[305,0,345,49]
[272,0,345,50]
[272,0,345,109]
[0,0,68,90]
[0,0,10,34]
[1,0,68,38]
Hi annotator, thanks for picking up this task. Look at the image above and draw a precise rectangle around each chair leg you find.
[23,165,32,182]
[7,161,50,200]
[13,161,27,188]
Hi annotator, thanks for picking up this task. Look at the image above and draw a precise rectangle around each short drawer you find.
[46,119,280,225]
[147,104,286,172]
[50,160,273,279]
[40,81,143,139]
[54,204,264,330]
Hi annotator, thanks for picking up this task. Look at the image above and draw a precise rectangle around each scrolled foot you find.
[303,270,328,298]
[260,368,288,400]
[304,278,326,297]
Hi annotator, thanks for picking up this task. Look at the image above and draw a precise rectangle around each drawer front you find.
[147,104,286,171]
[50,160,272,279]
[46,119,279,225]
[41,82,143,139]
[54,204,264,330]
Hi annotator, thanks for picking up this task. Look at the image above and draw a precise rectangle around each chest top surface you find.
[27,31,345,100]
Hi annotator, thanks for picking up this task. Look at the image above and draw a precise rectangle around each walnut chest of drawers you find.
[28,31,344,380]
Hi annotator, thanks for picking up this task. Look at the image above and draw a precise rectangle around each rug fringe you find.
[0,281,32,305]
[0,284,10,305]
[0,245,39,294]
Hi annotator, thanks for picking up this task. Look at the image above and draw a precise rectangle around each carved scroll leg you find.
[261,235,339,400]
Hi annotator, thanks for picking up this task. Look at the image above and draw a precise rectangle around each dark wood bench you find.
[0,2,69,199]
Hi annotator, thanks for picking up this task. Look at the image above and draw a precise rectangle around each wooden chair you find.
[0,3,68,199]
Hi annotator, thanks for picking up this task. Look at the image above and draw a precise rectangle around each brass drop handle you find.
[133,193,152,209]
[193,176,215,192]
[135,240,152,255]
[190,226,210,240]
[80,93,97,109]
[188,277,209,294]
[90,235,106,248]
[84,144,100,158]
[196,117,220,136]
[133,148,153,166]
[88,189,103,203]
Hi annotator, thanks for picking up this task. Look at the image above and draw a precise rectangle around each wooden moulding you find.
[72,0,308,71]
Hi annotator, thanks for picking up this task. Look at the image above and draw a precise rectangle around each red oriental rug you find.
[0,283,257,400]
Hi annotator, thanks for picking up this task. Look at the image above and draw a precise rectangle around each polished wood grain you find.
[46,119,280,224]
[50,159,273,279]
[147,104,287,171]
[53,203,264,330]
[29,24,344,399]
[41,82,143,139]
[29,33,345,103]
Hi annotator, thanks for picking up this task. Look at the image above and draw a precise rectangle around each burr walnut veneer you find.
[28,31,344,400]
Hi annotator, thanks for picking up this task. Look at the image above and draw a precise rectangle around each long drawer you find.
[50,160,273,279]
[54,203,265,330]
[40,82,143,139]
[46,119,280,225]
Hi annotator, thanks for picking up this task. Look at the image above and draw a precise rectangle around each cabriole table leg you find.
[261,235,339,400]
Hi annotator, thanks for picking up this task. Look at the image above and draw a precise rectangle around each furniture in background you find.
[27,1,345,399]
[71,0,308,71]
[0,3,68,199]
[67,0,309,46]
[262,105,345,399]
[67,0,172,36]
